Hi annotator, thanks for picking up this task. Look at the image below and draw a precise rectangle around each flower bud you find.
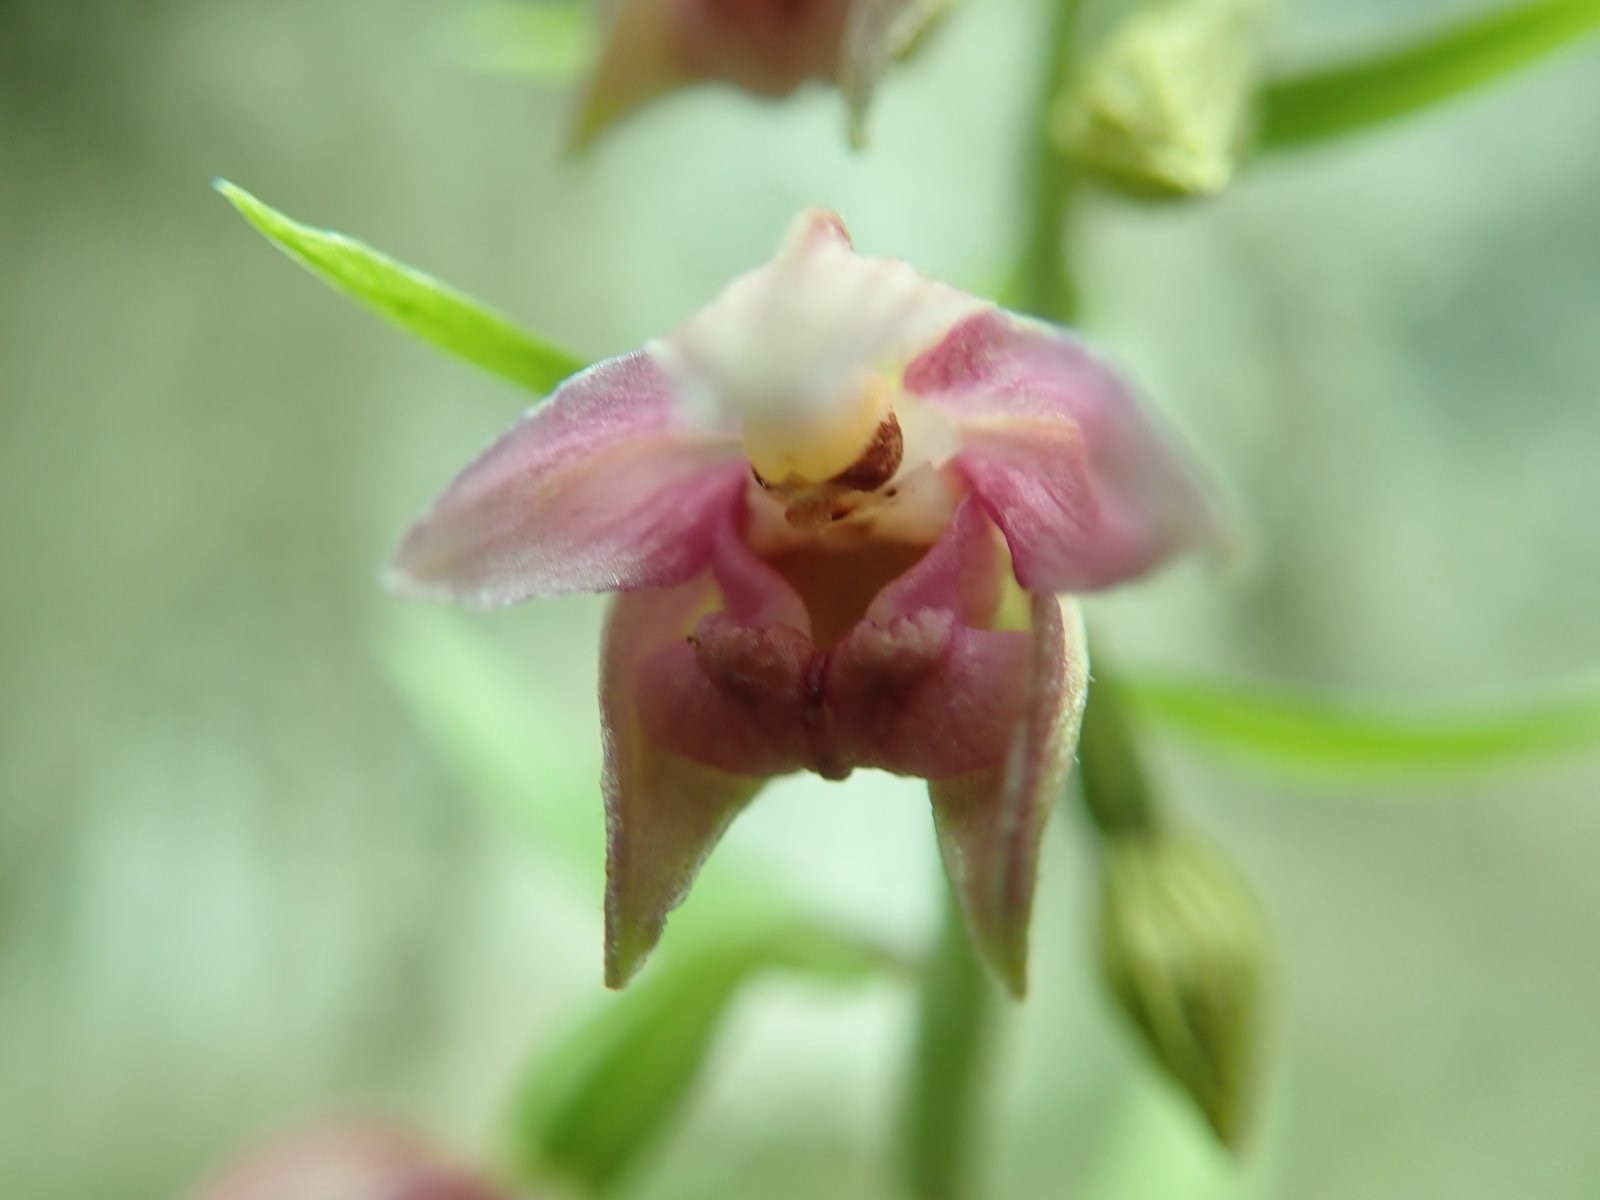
[1053,0,1268,199]
[1098,830,1267,1146]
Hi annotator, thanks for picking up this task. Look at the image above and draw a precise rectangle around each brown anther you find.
[827,412,903,493]
[751,465,773,489]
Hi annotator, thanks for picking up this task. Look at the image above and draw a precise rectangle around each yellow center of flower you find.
[742,370,894,485]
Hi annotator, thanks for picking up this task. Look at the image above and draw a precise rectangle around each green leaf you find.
[1257,0,1600,151]
[513,923,901,1194]
[216,179,586,393]
[456,0,597,84]
[1120,674,1600,778]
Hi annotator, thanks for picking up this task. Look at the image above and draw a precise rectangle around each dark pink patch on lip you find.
[632,498,1032,782]
[635,605,1030,782]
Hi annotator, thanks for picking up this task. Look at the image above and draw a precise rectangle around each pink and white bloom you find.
[390,212,1219,996]
[575,0,950,145]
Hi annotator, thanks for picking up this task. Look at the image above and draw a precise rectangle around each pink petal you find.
[601,571,768,988]
[389,352,745,608]
[905,310,1222,593]
[927,593,1088,998]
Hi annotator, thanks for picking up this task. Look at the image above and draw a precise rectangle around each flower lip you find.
[632,497,1033,782]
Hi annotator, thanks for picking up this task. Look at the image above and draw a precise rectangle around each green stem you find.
[901,884,995,1200]
[897,7,1089,1198]
[1015,0,1085,324]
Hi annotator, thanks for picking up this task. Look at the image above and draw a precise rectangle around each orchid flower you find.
[389,211,1220,996]
[575,0,951,146]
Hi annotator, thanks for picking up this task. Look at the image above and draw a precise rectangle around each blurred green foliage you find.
[3,1,1600,1199]
[515,925,902,1194]
[1125,672,1600,778]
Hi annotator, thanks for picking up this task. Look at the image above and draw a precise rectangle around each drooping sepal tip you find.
[602,756,764,988]
[930,595,1089,999]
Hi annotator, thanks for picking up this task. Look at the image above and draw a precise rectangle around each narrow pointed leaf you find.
[513,925,902,1193]
[216,179,587,392]
[1121,674,1600,778]
[1258,0,1600,151]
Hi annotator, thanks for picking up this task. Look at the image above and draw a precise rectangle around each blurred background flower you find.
[572,0,952,146]
[190,1121,516,1200]
[3,1,1600,1198]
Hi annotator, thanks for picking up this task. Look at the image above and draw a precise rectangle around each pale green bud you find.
[1098,830,1267,1146]
[1054,0,1270,199]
